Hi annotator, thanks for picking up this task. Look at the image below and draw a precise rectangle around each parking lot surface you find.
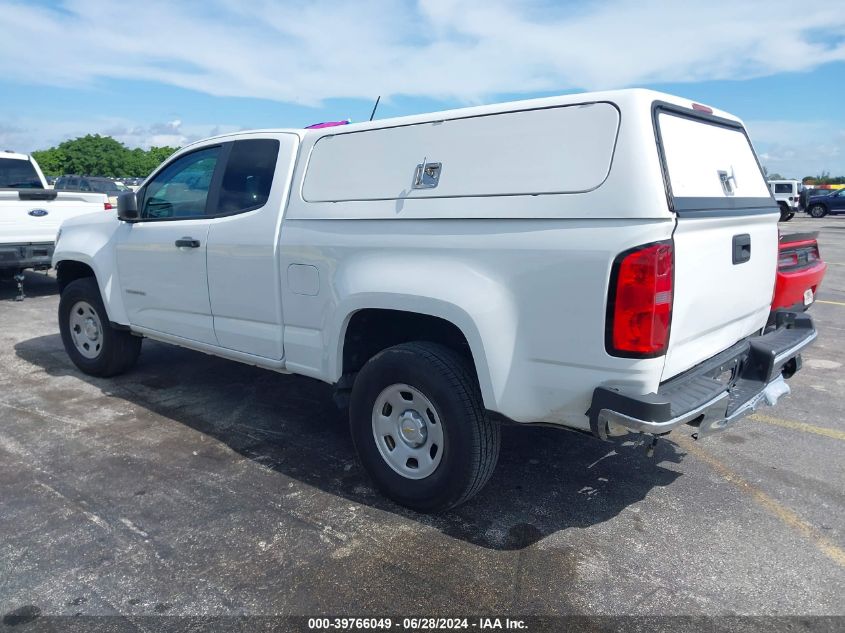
[1,216,843,621]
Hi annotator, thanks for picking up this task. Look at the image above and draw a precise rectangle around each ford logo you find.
[28,209,49,217]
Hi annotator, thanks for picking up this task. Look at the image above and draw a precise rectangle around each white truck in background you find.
[0,152,109,299]
[52,89,817,511]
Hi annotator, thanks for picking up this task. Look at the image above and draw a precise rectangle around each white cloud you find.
[0,0,844,104]
[0,115,240,153]
[2,1,844,173]
[747,120,845,179]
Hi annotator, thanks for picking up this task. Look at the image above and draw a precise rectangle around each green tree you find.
[31,135,179,178]
[803,171,845,186]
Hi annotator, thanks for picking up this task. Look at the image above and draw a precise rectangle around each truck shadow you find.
[15,334,684,552]
[0,271,58,301]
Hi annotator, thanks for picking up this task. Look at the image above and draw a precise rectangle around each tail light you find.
[606,241,674,357]
[778,251,799,268]
[104,202,113,210]
[778,242,821,271]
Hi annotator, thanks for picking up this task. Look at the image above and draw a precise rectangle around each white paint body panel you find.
[52,89,780,431]
[51,211,129,324]
[665,214,776,379]
[206,133,299,359]
[278,217,673,428]
[115,220,216,344]
[303,103,619,201]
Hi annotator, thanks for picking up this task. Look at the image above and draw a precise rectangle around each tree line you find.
[801,171,845,185]
[765,168,845,185]
[31,135,179,178]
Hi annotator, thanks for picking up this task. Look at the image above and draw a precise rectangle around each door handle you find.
[175,237,200,248]
[732,234,751,264]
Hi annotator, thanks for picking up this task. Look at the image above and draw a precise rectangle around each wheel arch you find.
[331,297,501,410]
[56,259,96,293]
[53,255,129,325]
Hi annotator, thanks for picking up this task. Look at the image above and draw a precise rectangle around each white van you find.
[52,89,816,511]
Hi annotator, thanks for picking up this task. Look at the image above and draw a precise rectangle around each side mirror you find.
[117,191,139,221]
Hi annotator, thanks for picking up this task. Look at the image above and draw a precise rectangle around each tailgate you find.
[0,191,107,243]
[656,105,778,380]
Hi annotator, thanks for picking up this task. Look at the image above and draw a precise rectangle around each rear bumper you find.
[0,242,55,271]
[588,313,817,439]
[772,262,826,311]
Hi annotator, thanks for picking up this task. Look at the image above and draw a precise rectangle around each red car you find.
[772,232,827,314]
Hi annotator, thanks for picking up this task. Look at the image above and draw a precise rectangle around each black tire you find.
[349,342,500,512]
[59,277,141,377]
[778,203,793,222]
[808,204,827,218]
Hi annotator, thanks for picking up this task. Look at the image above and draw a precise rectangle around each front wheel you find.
[59,277,142,377]
[808,204,827,218]
[349,342,500,512]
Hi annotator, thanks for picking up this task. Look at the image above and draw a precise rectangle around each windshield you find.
[91,180,120,193]
[0,158,42,189]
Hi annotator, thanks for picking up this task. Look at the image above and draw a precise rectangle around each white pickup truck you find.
[1,152,109,298]
[52,89,817,511]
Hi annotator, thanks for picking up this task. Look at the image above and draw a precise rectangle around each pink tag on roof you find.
[305,119,351,129]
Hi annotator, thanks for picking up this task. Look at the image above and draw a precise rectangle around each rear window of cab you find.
[0,158,42,189]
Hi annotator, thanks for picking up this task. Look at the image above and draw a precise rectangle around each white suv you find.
[768,179,802,221]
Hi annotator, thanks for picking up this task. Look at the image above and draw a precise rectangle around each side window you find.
[141,146,220,219]
[217,139,279,214]
[79,179,92,192]
[774,183,791,194]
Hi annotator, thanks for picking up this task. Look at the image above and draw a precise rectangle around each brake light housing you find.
[104,202,113,210]
[606,240,674,358]
[778,251,799,269]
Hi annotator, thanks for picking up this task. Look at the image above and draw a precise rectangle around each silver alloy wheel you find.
[68,300,103,359]
[372,383,444,480]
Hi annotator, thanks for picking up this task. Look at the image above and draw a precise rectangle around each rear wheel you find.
[809,204,827,218]
[59,277,142,377]
[349,342,500,512]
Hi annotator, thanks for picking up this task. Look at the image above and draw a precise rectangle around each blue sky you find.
[1,0,844,178]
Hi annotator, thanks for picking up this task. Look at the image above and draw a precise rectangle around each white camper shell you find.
[52,89,816,511]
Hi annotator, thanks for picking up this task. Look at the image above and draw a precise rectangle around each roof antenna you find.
[369,95,381,121]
